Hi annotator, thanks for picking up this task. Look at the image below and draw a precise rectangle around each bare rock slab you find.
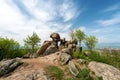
[0,70,49,80]
[0,58,23,77]
[88,61,120,80]
[68,61,79,76]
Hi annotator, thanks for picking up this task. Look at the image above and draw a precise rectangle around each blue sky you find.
[0,0,120,45]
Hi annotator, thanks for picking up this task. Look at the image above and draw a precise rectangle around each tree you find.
[84,36,98,52]
[0,37,21,60]
[24,32,41,53]
[74,29,85,47]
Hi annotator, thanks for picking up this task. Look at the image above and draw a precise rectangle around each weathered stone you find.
[0,58,23,77]
[61,44,73,55]
[68,61,79,76]
[37,41,51,55]
[59,52,72,65]
[23,53,39,58]
[77,59,88,64]
[43,44,58,55]
[50,32,60,41]
[60,38,68,48]
[88,61,120,80]
[0,70,49,80]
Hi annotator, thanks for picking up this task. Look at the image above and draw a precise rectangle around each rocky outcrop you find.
[0,58,23,77]
[43,44,58,55]
[68,61,79,76]
[0,70,49,80]
[88,61,120,80]
[37,32,79,56]
[59,52,72,65]
[37,41,51,55]
[23,53,39,58]
[50,32,60,42]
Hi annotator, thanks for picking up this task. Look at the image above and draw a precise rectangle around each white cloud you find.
[78,26,86,32]
[60,0,79,22]
[97,12,120,26]
[0,0,79,45]
[0,0,25,25]
[104,5,120,12]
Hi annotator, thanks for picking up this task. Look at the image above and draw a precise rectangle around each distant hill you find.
[96,43,120,49]
[82,43,120,49]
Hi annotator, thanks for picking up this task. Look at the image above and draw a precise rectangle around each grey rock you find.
[0,70,50,80]
[59,52,72,65]
[23,53,39,58]
[68,61,79,76]
[77,59,88,64]
[0,58,23,77]
[88,61,120,80]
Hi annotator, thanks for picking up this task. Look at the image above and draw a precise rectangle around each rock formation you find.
[0,58,23,77]
[1,32,120,80]
[37,32,78,56]
[88,61,120,80]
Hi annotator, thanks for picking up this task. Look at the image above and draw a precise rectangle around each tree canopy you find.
[84,36,98,51]
[24,32,41,53]
[0,37,21,60]
[74,29,85,47]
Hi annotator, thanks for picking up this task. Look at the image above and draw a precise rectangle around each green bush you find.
[77,69,93,80]
[0,37,24,60]
[73,51,86,59]
[46,66,64,80]
[88,51,110,64]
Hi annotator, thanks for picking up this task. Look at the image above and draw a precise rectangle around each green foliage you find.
[46,66,64,80]
[62,77,78,80]
[77,69,90,78]
[74,29,85,46]
[24,32,41,53]
[73,51,86,59]
[73,49,120,69]
[84,36,98,52]
[88,50,120,69]
[98,76,103,80]
[0,37,23,60]
[88,51,109,64]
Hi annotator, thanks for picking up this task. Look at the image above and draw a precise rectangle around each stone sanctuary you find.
[0,32,120,80]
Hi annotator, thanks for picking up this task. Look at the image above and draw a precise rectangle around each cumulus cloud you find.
[0,0,80,45]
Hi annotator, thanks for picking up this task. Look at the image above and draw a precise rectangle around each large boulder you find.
[59,52,72,65]
[88,61,120,80]
[68,61,79,76]
[61,44,73,55]
[0,58,23,77]
[43,44,58,55]
[50,32,60,41]
[37,41,51,55]
[0,70,49,80]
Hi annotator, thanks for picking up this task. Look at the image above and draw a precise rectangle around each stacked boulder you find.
[36,32,82,67]
[37,32,80,56]
[37,32,60,55]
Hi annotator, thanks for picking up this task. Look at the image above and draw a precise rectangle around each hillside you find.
[0,52,120,80]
